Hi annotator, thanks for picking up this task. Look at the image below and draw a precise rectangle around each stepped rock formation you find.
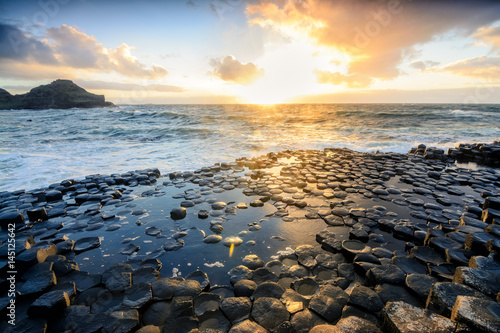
[0,79,114,110]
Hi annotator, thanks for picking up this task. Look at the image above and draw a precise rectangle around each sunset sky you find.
[1,0,500,104]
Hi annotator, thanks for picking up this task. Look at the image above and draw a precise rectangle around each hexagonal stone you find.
[223,236,244,247]
[291,308,328,333]
[45,190,62,202]
[123,282,152,309]
[234,279,257,297]
[51,281,77,299]
[59,270,101,293]
[174,280,202,298]
[203,234,222,244]
[452,267,500,297]
[342,240,371,261]
[27,207,49,222]
[221,297,252,324]
[298,254,318,269]
[367,264,405,286]
[253,282,286,299]
[382,301,455,333]
[119,243,140,255]
[132,266,160,284]
[228,265,253,285]
[375,284,422,308]
[185,270,210,291]
[171,295,195,318]
[151,278,179,300]
[242,254,265,270]
[336,316,383,333]
[27,290,70,317]
[341,305,379,326]
[163,239,184,251]
[251,267,279,285]
[74,237,101,254]
[198,307,231,332]
[391,256,427,275]
[309,294,342,322]
[348,285,384,313]
[280,289,308,314]
[469,256,500,272]
[21,262,54,281]
[102,309,139,333]
[0,210,24,229]
[292,278,320,298]
[331,207,349,217]
[405,274,438,301]
[426,282,488,317]
[194,292,221,317]
[451,296,500,333]
[229,319,267,333]
[170,207,187,220]
[91,290,123,314]
[102,263,133,293]
[252,297,290,330]
[19,270,56,296]
[142,301,171,326]
[17,245,57,269]
[410,246,446,266]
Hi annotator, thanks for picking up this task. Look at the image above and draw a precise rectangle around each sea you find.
[1,103,499,193]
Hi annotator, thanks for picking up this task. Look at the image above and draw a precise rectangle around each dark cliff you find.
[0,80,115,110]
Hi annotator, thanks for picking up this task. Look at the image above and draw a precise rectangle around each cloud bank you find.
[210,55,264,85]
[0,23,168,80]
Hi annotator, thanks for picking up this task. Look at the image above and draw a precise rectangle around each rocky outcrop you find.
[0,79,114,110]
[408,142,500,167]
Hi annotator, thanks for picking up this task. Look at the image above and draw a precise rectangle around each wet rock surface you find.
[1,146,500,332]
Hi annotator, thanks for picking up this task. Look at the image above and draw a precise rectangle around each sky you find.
[1,0,500,104]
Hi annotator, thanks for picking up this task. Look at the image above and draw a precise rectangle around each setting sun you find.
[236,38,347,104]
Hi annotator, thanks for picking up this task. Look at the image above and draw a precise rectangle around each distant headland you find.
[0,79,114,110]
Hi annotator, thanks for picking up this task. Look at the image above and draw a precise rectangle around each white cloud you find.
[0,23,168,80]
[441,56,500,80]
[210,55,264,85]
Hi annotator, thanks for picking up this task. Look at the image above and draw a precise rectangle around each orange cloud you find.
[473,25,500,51]
[247,0,500,85]
[210,55,264,85]
[315,70,372,88]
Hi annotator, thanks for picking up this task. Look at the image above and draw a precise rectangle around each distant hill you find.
[0,79,115,110]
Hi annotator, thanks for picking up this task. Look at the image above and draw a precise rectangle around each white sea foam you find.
[204,261,225,268]
[1,104,499,192]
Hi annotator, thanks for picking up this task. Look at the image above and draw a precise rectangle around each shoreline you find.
[1,143,499,332]
[2,140,499,196]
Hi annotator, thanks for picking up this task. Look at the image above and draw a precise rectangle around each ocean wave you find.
[451,109,485,116]
[1,104,500,192]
